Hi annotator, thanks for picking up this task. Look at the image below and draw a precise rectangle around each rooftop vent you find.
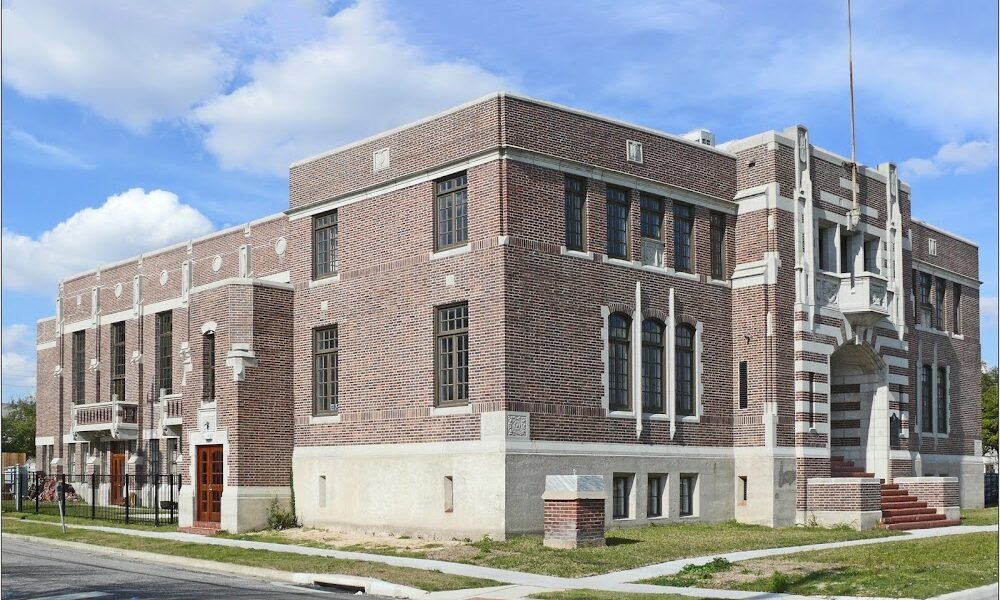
[682,129,715,147]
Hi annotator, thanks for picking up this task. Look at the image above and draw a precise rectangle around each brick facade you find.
[35,93,983,534]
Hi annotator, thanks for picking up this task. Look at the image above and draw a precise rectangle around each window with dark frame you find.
[313,326,339,415]
[155,311,173,396]
[203,332,216,401]
[313,210,338,279]
[110,322,125,402]
[679,474,696,516]
[673,202,693,272]
[640,194,663,240]
[647,475,664,517]
[606,186,629,259]
[953,283,962,334]
[675,324,695,416]
[436,303,469,406]
[641,319,665,413]
[921,364,933,433]
[435,173,468,251]
[864,238,879,273]
[612,474,631,519]
[609,313,631,411]
[739,361,748,409]
[149,439,160,478]
[710,211,726,280]
[935,277,946,329]
[937,366,947,434]
[564,176,586,251]
[72,331,86,404]
[818,226,832,271]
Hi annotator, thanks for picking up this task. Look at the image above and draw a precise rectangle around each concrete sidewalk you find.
[5,519,996,599]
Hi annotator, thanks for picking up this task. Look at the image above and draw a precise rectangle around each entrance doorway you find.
[196,445,224,523]
[828,342,891,480]
[110,453,126,505]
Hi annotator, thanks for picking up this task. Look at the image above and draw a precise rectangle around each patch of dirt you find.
[707,559,834,588]
[249,527,467,552]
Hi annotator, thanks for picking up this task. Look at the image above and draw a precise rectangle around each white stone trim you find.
[429,243,472,261]
[559,247,594,261]
[795,360,829,374]
[818,190,879,219]
[192,277,294,295]
[308,274,341,289]
[36,340,57,351]
[258,270,291,284]
[911,259,981,288]
[430,404,473,416]
[35,436,55,446]
[795,379,830,395]
[309,414,342,425]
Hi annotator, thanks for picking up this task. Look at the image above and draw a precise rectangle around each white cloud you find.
[983,296,999,325]
[0,1,255,131]
[5,127,94,170]
[2,324,36,396]
[900,141,998,178]
[193,0,508,175]
[1,188,214,293]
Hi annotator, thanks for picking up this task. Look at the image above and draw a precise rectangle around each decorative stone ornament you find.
[212,255,223,272]
[179,342,193,386]
[88,358,100,373]
[160,270,169,286]
[130,350,142,365]
[114,283,123,298]
[274,237,287,256]
[53,365,63,378]
[225,343,258,381]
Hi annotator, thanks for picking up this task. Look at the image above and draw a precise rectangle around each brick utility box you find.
[543,475,606,549]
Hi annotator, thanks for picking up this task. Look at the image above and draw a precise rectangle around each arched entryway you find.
[828,342,891,481]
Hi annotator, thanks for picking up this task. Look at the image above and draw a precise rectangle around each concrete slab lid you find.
[545,474,605,493]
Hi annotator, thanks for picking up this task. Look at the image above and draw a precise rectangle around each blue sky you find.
[2,0,997,399]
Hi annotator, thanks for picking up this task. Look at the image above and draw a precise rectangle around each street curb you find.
[2,533,429,598]
[929,583,999,600]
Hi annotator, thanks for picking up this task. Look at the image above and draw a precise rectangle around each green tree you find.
[983,366,999,455]
[1,395,35,456]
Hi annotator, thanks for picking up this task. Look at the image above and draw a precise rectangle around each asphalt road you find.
[1,536,369,599]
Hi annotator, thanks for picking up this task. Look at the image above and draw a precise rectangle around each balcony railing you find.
[72,397,139,440]
[160,394,183,429]
[816,271,892,327]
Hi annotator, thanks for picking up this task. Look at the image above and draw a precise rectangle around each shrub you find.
[265,497,298,530]
[762,571,791,593]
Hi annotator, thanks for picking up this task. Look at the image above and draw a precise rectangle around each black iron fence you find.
[985,473,998,508]
[2,470,181,526]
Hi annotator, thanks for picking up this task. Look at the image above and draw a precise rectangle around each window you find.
[710,212,726,279]
[673,203,693,272]
[953,283,962,334]
[626,139,644,164]
[641,319,665,413]
[609,313,631,411]
[738,361,748,409]
[110,322,125,402]
[167,438,178,477]
[937,367,947,434]
[840,231,854,274]
[435,173,468,251]
[155,311,173,396]
[918,272,932,327]
[928,238,938,256]
[818,226,833,271]
[313,326,339,415]
[72,331,86,404]
[203,332,216,401]
[606,186,629,259]
[313,210,338,279]
[935,278,946,330]
[647,475,665,517]
[739,476,748,503]
[679,474,697,517]
[564,176,586,251]
[864,237,879,273]
[149,439,160,478]
[444,476,454,513]
[612,474,632,519]
[78,442,88,482]
[436,304,469,406]
[640,194,663,240]
[921,364,933,433]
[675,324,695,416]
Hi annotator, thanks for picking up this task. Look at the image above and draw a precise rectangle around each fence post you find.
[59,473,66,517]
[14,468,22,512]
[34,472,39,514]
[91,472,97,520]
[124,475,130,524]
[169,474,175,524]
[154,474,160,527]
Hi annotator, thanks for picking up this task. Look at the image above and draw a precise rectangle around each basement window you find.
[444,476,454,513]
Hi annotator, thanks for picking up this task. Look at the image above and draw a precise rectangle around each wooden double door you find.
[196,445,224,523]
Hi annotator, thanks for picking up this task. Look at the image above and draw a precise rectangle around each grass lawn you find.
[227,521,898,578]
[643,532,998,599]
[3,511,177,532]
[960,507,999,525]
[0,518,501,593]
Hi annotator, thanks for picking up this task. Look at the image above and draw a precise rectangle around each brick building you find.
[34,93,983,535]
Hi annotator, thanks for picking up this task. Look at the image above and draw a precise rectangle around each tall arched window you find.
[609,313,631,411]
[675,324,695,416]
[641,319,665,413]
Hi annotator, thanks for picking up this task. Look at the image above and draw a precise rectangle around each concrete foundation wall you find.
[916,454,985,509]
